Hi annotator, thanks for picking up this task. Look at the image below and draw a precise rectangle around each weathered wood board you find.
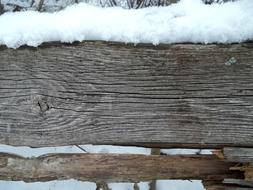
[203,180,253,190]
[224,148,253,164]
[205,186,253,190]
[0,153,243,182]
[223,179,253,188]
[0,42,253,147]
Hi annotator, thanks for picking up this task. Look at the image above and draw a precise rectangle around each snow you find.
[0,144,151,157]
[0,180,96,190]
[108,182,147,190]
[0,180,204,190]
[161,148,213,155]
[0,1,244,189]
[156,180,204,190]
[0,0,253,48]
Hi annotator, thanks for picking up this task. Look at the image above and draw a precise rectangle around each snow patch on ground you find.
[0,0,252,48]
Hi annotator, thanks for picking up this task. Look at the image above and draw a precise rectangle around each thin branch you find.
[37,0,44,11]
[75,145,88,153]
[0,0,4,15]
[126,0,131,8]
[96,182,111,190]
[100,0,106,7]
[108,0,117,7]
[134,183,140,190]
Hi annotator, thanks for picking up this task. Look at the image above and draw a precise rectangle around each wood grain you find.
[0,153,243,182]
[224,148,253,164]
[203,180,253,190]
[205,186,253,190]
[223,179,253,188]
[0,42,253,147]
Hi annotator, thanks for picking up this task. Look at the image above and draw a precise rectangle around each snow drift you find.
[0,0,252,48]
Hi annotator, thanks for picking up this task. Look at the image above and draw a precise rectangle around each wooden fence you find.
[0,41,253,189]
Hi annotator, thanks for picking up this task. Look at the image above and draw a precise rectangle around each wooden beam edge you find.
[0,153,243,182]
[0,40,253,50]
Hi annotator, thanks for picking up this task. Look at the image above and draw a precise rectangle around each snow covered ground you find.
[0,0,252,48]
[0,144,206,190]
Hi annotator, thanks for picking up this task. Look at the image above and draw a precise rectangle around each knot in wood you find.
[37,97,50,113]
[225,57,237,66]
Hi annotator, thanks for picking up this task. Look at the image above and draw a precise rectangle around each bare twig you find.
[37,0,44,11]
[75,145,88,153]
[136,0,143,8]
[0,0,4,14]
[99,0,105,7]
[126,0,131,8]
[134,183,140,190]
[108,0,117,7]
[96,182,111,190]
[1,0,238,14]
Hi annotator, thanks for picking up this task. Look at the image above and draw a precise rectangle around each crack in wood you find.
[0,42,253,148]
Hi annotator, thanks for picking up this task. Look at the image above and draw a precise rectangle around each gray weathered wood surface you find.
[223,179,253,188]
[203,180,253,190]
[205,186,253,190]
[0,153,243,182]
[224,148,253,164]
[0,42,253,147]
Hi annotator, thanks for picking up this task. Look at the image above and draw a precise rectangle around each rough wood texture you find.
[149,148,160,190]
[203,180,253,190]
[224,148,253,164]
[1,42,253,147]
[223,179,253,188]
[0,153,243,182]
[205,186,253,190]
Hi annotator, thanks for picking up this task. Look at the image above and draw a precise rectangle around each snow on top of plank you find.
[0,0,252,48]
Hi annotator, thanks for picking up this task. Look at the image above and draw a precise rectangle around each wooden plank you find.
[222,148,253,181]
[205,185,253,190]
[203,180,253,190]
[149,148,161,190]
[0,153,243,182]
[0,42,253,147]
[224,148,253,164]
[229,166,253,182]
[223,179,253,188]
